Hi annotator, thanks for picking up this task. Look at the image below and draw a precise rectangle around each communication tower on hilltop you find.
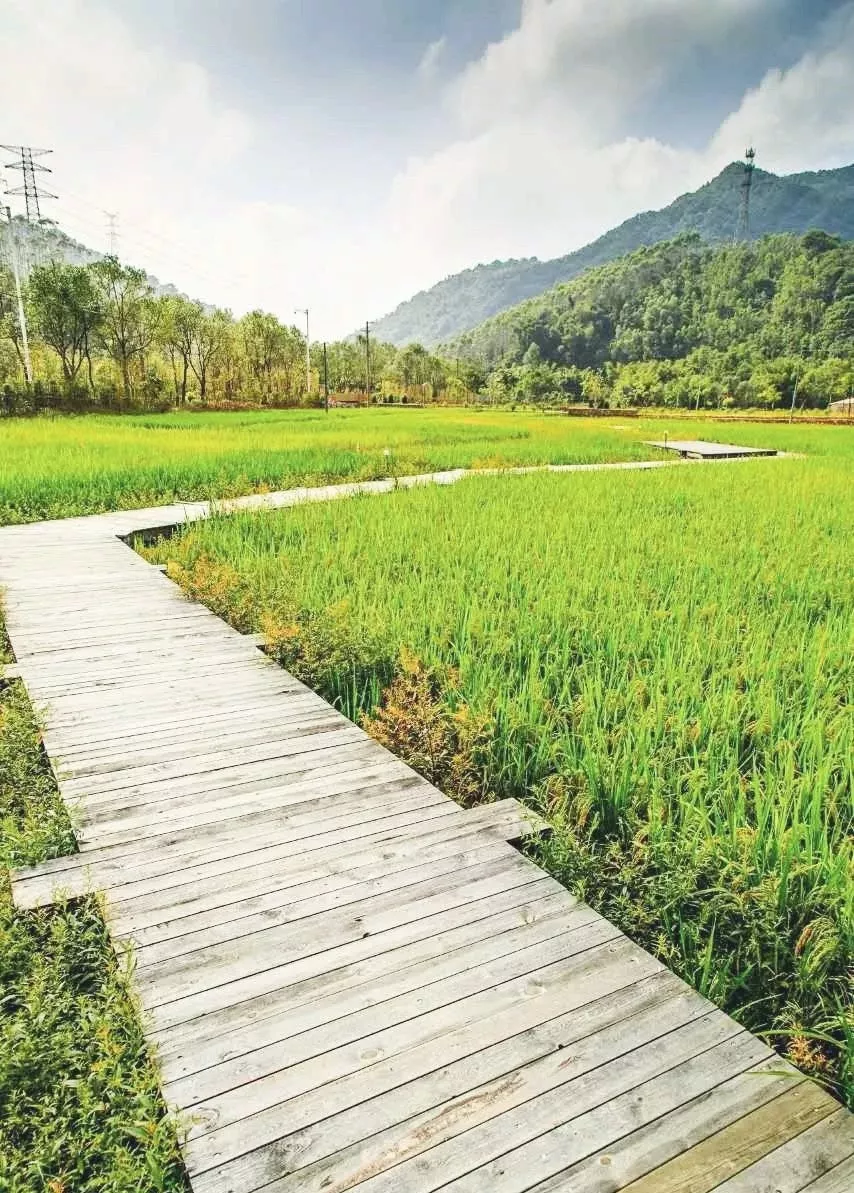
[736,146,756,241]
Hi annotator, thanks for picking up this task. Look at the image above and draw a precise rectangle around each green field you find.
[147,430,854,1103]
[1,410,852,1190]
[0,406,845,526]
[0,640,187,1191]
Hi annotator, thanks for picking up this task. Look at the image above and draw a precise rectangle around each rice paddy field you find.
[1,409,852,1191]
[143,428,854,1105]
[0,406,846,526]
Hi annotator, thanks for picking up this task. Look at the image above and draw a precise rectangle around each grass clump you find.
[0,672,188,1192]
[147,437,854,1105]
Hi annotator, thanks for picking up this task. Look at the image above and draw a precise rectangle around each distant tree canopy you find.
[1,232,852,412]
[0,255,467,409]
[446,232,854,409]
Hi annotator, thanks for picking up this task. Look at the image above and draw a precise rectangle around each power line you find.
[1,145,57,221]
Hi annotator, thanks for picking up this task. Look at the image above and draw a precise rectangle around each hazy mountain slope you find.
[2,217,187,298]
[371,161,854,347]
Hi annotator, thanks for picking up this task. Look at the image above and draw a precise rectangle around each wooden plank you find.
[345,1035,773,1193]
[185,965,687,1188]
[130,840,521,965]
[194,1020,765,1192]
[708,1109,854,1192]
[170,909,617,1122]
[148,883,562,1036]
[589,1079,835,1193]
[110,807,545,939]
[135,853,554,1008]
[801,1155,854,1192]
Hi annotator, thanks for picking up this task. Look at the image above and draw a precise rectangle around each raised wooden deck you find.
[646,439,779,459]
[2,472,851,1192]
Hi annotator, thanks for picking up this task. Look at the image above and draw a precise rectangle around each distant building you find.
[828,397,854,414]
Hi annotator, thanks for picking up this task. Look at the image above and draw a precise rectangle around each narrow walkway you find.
[2,464,851,1193]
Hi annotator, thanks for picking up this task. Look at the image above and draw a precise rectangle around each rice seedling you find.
[149,435,854,1104]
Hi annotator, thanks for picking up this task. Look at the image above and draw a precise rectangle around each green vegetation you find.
[4,232,852,416]
[373,161,854,346]
[147,431,854,1106]
[450,232,854,409]
[1,250,468,410]
[0,407,669,525]
[0,650,187,1191]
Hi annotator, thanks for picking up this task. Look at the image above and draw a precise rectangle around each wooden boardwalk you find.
[2,472,851,1193]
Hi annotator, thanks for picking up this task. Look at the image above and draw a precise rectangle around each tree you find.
[190,309,231,402]
[28,263,102,393]
[241,310,303,402]
[90,257,159,399]
[158,296,201,404]
[0,265,28,381]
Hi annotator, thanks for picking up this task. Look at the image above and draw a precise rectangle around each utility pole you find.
[294,308,310,395]
[1,146,56,221]
[3,206,32,384]
[105,211,119,256]
[323,341,330,412]
[364,320,373,401]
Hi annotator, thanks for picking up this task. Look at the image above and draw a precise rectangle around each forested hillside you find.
[448,231,854,409]
[371,161,854,347]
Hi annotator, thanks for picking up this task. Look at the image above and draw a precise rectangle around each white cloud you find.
[3,0,854,339]
[710,3,854,174]
[383,0,854,299]
[450,0,773,136]
[418,36,447,82]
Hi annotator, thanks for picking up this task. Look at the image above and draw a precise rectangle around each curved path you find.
[2,460,851,1193]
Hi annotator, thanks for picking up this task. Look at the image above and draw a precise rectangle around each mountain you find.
[3,217,187,299]
[370,161,854,348]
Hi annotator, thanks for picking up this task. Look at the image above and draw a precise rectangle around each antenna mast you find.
[736,146,756,241]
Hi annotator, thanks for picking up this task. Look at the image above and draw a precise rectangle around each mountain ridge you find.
[370,161,854,347]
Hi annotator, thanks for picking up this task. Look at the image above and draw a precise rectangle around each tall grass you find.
[0,406,847,525]
[150,440,854,1103]
[0,627,187,1191]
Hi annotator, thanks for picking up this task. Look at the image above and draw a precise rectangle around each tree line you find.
[1,230,852,412]
[0,254,478,411]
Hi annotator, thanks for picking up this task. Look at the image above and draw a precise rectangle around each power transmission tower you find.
[105,211,119,256]
[1,145,56,221]
[736,146,756,242]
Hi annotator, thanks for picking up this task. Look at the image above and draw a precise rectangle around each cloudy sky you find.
[4,0,854,337]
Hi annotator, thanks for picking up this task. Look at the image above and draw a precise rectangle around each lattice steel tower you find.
[1,145,56,220]
[736,146,756,241]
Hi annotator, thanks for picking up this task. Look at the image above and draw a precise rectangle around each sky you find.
[3,0,854,338]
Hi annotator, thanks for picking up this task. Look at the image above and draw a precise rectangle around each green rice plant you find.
[150,437,854,1103]
[0,672,187,1192]
[1,405,848,526]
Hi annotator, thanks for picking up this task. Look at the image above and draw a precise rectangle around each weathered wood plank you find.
[708,1109,854,1192]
